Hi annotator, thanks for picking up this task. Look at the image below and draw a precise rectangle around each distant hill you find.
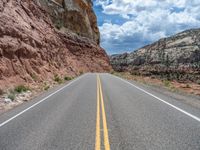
[110,28,200,82]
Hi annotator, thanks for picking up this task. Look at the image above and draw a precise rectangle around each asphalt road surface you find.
[0,73,200,150]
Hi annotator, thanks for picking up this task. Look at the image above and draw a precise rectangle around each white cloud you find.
[95,0,200,54]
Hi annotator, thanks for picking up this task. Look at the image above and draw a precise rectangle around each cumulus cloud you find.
[94,0,200,54]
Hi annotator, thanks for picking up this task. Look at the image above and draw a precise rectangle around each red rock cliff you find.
[0,0,111,89]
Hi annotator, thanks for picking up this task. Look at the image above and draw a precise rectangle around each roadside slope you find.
[0,0,111,90]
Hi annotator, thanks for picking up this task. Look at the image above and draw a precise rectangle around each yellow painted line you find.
[98,75,111,150]
[95,76,101,150]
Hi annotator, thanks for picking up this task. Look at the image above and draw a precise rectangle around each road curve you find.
[0,73,199,150]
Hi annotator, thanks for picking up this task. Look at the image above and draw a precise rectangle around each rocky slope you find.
[0,0,111,90]
[110,29,200,82]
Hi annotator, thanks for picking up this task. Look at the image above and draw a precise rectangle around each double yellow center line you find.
[95,75,110,150]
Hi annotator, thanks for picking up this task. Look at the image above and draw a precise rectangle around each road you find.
[0,73,200,150]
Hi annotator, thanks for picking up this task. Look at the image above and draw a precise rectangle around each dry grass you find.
[113,72,200,96]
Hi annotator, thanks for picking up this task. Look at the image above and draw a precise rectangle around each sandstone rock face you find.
[0,0,111,89]
[40,0,100,44]
[110,29,200,82]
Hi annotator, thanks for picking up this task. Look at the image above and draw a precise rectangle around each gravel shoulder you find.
[128,79,200,110]
[113,72,200,110]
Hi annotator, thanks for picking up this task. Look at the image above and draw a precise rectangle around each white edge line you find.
[0,74,86,128]
[112,74,200,123]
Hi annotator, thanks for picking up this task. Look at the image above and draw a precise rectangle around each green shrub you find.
[163,80,171,87]
[197,80,200,85]
[54,75,63,84]
[8,90,16,101]
[64,76,72,81]
[44,85,50,91]
[8,93,16,101]
[31,73,37,81]
[14,85,29,93]
[43,82,50,91]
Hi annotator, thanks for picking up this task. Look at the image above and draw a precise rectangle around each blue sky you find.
[93,0,200,54]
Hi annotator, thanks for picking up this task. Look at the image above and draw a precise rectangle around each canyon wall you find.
[40,0,100,44]
[0,0,111,89]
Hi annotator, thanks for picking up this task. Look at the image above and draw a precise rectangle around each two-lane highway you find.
[0,73,200,150]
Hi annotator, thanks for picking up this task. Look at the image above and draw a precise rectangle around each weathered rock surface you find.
[40,0,100,44]
[110,29,200,82]
[0,0,111,89]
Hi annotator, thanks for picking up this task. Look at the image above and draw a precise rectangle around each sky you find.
[93,0,200,54]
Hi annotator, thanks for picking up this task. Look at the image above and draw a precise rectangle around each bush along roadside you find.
[64,76,73,81]
[14,85,30,93]
[54,74,63,84]
[3,85,32,103]
[1,74,76,106]
[0,74,78,114]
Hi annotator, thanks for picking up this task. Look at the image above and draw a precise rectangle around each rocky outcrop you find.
[40,0,100,44]
[110,29,200,82]
[0,0,111,89]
